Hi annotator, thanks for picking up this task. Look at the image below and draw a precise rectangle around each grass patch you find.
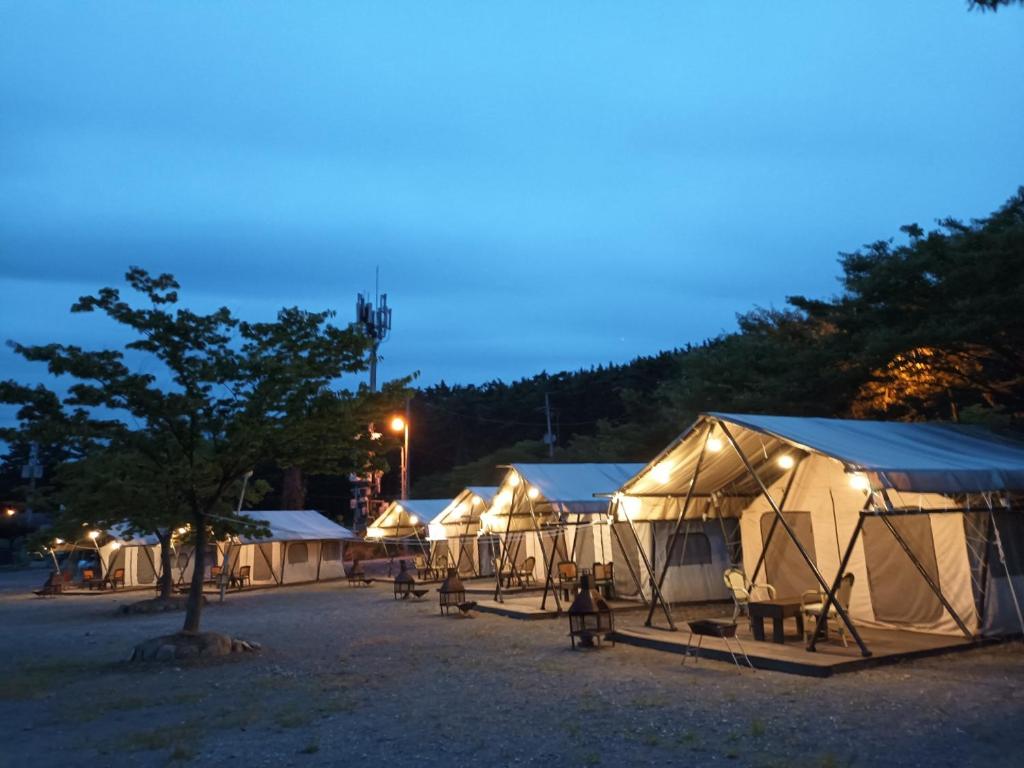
[169,743,197,762]
[276,708,316,729]
[0,661,95,701]
[123,728,180,752]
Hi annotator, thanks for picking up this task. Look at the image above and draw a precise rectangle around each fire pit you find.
[438,567,466,615]
[393,560,415,600]
[568,572,615,649]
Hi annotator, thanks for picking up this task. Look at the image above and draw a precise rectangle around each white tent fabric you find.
[224,511,355,585]
[484,463,644,584]
[428,487,498,576]
[617,413,1024,638]
[366,499,449,540]
[238,510,358,543]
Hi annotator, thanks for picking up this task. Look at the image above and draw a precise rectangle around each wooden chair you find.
[414,554,433,580]
[723,568,775,623]
[34,571,63,597]
[516,556,537,587]
[592,562,615,598]
[82,568,104,590]
[231,565,252,590]
[802,573,855,647]
[106,568,126,590]
[556,561,578,599]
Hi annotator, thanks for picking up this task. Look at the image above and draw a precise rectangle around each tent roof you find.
[239,510,358,543]
[367,499,449,539]
[622,412,1024,496]
[431,486,499,527]
[510,463,646,503]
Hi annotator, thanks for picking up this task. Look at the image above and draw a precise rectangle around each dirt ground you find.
[2,567,1023,768]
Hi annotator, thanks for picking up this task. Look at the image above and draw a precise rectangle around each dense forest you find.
[408,188,1024,498]
[2,188,1022,521]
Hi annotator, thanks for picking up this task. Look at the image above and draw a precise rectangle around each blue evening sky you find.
[1,2,1022,418]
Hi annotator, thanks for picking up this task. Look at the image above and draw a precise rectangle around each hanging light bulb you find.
[508,472,520,488]
[527,486,540,500]
[777,454,795,470]
[652,461,673,485]
[706,436,723,453]
[849,473,871,491]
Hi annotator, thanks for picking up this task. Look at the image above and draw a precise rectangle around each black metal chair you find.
[683,619,754,672]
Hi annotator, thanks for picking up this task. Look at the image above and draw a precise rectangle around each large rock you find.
[119,596,204,615]
[130,632,262,662]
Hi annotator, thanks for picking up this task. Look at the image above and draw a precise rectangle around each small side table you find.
[748,599,804,643]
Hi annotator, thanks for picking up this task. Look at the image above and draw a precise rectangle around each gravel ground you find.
[2,568,1023,768]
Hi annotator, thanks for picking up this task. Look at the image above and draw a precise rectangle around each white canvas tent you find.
[366,498,449,554]
[617,412,1024,654]
[51,511,357,590]
[481,463,644,604]
[50,528,164,589]
[220,510,359,587]
[427,486,498,576]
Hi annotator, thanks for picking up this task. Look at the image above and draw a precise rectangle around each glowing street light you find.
[390,414,409,500]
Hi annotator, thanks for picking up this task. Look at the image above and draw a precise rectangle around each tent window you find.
[668,532,712,566]
[988,512,1024,577]
[610,522,641,597]
[136,548,156,584]
[254,543,273,580]
[322,542,341,562]
[760,511,818,598]
[863,516,943,625]
[107,547,126,576]
[288,543,309,564]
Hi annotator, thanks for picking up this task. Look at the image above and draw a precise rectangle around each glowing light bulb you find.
[527,487,540,500]
[54,538,64,545]
[87,530,100,540]
[508,472,520,488]
[471,495,483,506]
[408,514,419,525]
[394,505,404,514]
[777,455,795,470]
[110,541,122,550]
[390,416,406,432]
[652,461,672,485]
[706,437,723,453]
[849,473,871,491]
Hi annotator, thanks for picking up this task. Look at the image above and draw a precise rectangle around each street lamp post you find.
[390,415,409,500]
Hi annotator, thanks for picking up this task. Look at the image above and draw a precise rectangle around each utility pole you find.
[543,393,555,458]
[351,268,394,530]
[21,442,43,524]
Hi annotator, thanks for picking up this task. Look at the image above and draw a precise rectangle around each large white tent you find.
[427,486,498,576]
[220,510,359,587]
[617,412,1024,654]
[481,463,644,602]
[366,499,449,548]
[51,511,357,591]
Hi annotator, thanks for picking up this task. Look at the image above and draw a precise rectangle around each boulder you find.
[130,631,262,662]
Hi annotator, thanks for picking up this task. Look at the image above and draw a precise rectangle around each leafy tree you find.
[3,267,401,632]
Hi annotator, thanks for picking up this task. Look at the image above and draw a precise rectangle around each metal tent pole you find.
[644,427,712,628]
[807,513,867,654]
[878,488,973,640]
[719,420,872,657]
[609,514,646,601]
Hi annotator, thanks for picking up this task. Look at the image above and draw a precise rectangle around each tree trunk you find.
[157,531,173,600]
[182,511,206,633]
[282,466,307,509]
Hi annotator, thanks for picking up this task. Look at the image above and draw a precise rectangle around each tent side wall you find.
[738,454,979,636]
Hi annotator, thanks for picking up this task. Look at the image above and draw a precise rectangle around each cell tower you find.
[354,268,392,392]
[350,269,393,530]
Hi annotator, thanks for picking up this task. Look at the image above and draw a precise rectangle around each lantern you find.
[438,567,466,615]
[567,572,615,649]
[393,560,416,600]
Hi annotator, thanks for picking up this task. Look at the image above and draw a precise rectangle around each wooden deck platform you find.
[612,619,983,677]
[473,593,647,621]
